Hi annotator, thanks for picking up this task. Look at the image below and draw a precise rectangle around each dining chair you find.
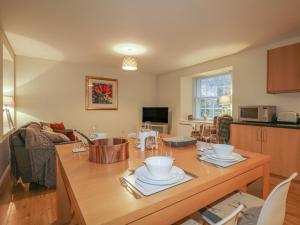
[200,172,298,225]
[214,204,244,225]
[177,205,244,225]
[215,114,233,144]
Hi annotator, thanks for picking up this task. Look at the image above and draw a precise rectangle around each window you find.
[2,43,15,135]
[194,73,232,120]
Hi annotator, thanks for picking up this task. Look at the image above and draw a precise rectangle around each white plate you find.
[196,141,209,151]
[135,166,185,185]
[207,153,242,162]
[143,166,178,181]
[136,165,184,181]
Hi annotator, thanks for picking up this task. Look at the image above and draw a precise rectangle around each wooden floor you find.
[3,177,300,225]
[5,184,56,225]
[272,178,300,225]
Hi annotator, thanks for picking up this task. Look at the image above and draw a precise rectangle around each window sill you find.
[180,119,213,124]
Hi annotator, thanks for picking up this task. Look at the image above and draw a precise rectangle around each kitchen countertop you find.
[179,120,213,124]
[232,121,300,129]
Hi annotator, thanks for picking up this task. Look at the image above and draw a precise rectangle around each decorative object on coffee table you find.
[89,138,129,164]
[86,76,118,110]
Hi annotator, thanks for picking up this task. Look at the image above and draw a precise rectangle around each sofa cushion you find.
[41,125,53,132]
[42,130,70,143]
[40,121,50,127]
[50,122,65,130]
[54,129,75,141]
[66,132,75,141]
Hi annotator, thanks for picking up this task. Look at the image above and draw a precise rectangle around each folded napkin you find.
[124,173,193,196]
[199,154,247,168]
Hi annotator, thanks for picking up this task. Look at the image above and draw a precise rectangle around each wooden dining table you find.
[55,142,270,225]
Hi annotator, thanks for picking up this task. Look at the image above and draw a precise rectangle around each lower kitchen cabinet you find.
[230,124,262,153]
[231,124,300,181]
[261,127,299,179]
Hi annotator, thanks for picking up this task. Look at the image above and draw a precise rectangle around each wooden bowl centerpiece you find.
[89,138,129,164]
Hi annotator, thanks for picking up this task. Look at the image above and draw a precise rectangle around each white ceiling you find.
[1,0,300,74]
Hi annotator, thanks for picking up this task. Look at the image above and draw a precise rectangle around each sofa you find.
[9,122,73,190]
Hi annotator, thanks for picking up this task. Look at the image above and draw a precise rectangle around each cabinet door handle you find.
[256,129,261,141]
[262,130,267,142]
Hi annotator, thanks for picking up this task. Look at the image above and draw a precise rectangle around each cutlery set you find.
[119,177,142,199]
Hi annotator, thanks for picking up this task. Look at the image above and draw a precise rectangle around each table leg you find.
[238,185,247,193]
[56,159,72,225]
[262,162,270,199]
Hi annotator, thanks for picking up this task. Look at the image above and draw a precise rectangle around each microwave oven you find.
[238,105,276,122]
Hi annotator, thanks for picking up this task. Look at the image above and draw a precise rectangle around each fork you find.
[119,177,142,199]
[128,168,135,175]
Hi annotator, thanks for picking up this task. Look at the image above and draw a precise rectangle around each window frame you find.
[193,72,232,121]
[1,30,16,138]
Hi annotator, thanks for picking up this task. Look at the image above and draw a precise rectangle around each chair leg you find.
[17,177,30,192]
[239,185,247,192]
[24,183,30,192]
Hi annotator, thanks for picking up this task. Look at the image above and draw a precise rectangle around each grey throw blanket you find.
[20,127,56,188]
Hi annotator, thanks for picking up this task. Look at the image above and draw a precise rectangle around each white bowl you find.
[144,156,174,179]
[213,144,234,157]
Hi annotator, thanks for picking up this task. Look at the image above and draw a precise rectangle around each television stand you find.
[143,123,169,134]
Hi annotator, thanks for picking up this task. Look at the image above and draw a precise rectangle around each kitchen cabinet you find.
[231,124,300,181]
[267,42,300,93]
[261,127,299,178]
[230,124,264,197]
[230,124,262,153]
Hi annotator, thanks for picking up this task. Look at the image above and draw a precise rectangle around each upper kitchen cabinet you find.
[267,42,300,93]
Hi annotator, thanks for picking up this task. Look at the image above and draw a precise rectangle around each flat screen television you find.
[142,107,168,123]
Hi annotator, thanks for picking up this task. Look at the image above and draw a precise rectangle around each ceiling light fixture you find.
[122,56,137,71]
[113,43,146,55]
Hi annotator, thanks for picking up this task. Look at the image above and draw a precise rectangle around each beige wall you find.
[16,56,157,136]
[180,76,193,121]
[12,33,300,137]
[157,34,300,134]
